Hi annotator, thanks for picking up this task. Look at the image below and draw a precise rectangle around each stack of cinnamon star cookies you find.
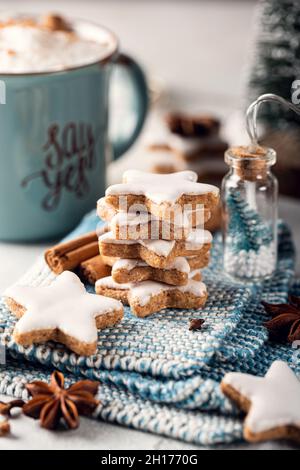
[95,170,219,317]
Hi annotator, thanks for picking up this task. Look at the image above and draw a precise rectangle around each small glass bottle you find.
[221,145,278,282]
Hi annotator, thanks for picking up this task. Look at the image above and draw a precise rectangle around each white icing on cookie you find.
[112,259,148,271]
[112,257,190,274]
[140,238,176,256]
[106,170,219,204]
[185,228,212,246]
[177,279,206,295]
[96,276,131,290]
[96,277,207,307]
[99,231,136,245]
[222,361,300,434]
[130,279,207,306]
[165,257,190,272]
[4,271,123,344]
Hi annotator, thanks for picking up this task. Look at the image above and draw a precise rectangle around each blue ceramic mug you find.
[0,19,148,241]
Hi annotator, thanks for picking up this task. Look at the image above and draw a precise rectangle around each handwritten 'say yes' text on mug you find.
[0,18,148,241]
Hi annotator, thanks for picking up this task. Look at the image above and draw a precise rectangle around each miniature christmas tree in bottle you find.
[222,94,300,282]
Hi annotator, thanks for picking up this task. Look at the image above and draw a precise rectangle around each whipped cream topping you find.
[0,19,113,73]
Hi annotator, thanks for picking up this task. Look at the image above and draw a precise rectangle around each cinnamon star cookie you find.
[99,228,212,269]
[221,360,300,444]
[97,197,210,239]
[4,271,123,356]
[95,277,207,317]
[112,257,201,286]
[105,170,219,217]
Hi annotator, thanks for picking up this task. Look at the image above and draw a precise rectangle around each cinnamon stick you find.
[45,231,99,274]
[79,255,112,284]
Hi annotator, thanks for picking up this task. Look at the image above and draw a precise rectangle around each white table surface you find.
[0,0,299,451]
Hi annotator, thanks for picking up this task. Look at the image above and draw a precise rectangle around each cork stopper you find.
[225,145,276,181]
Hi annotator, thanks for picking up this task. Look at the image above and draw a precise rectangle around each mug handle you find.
[110,52,149,159]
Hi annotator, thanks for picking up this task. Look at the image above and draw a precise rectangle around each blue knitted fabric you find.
[0,211,298,446]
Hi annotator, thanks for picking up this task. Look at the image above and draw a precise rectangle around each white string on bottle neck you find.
[246,93,300,147]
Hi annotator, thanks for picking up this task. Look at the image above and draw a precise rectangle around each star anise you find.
[0,399,25,416]
[262,296,300,343]
[189,318,205,331]
[23,371,100,430]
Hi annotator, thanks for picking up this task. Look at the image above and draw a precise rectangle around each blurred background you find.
[1,0,257,184]
[3,0,296,199]
[2,1,300,191]
[1,0,300,197]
